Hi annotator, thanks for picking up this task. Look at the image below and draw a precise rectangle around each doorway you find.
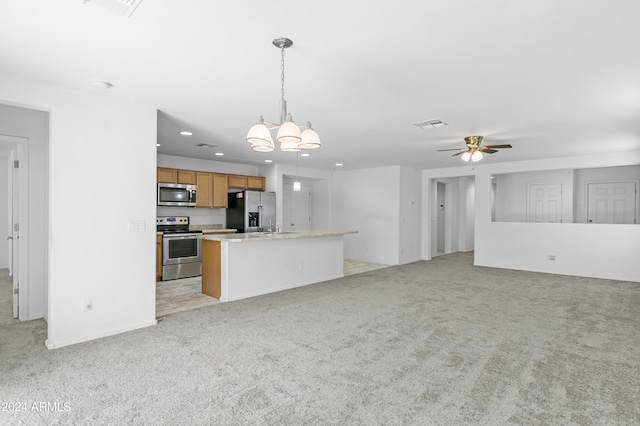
[0,103,49,323]
[1,135,27,319]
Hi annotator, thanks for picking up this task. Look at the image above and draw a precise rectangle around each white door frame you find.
[0,134,28,319]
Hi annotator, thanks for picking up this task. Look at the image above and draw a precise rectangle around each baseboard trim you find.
[44,319,157,350]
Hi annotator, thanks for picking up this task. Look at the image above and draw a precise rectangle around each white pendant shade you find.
[471,151,484,162]
[277,120,302,144]
[293,181,301,191]
[280,141,301,152]
[247,119,274,148]
[461,151,472,162]
[252,141,274,152]
[300,122,321,149]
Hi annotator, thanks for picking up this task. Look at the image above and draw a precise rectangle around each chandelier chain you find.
[280,45,286,100]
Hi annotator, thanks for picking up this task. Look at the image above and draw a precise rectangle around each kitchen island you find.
[200,230,357,302]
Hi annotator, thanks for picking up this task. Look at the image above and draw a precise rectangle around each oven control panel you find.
[157,216,189,226]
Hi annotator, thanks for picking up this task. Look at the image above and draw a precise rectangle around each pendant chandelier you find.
[247,38,321,152]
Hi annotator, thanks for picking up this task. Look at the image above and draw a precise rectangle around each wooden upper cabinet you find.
[212,174,228,208]
[228,174,247,189]
[157,168,177,183]
[177,170,197,185]
[247,176,266,191]
[195,172,213,208]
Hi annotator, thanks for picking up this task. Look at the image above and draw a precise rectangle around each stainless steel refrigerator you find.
[226,190,276,233]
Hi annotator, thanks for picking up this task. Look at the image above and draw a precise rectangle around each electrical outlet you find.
[128,221,146,232]
[82,299,93,312]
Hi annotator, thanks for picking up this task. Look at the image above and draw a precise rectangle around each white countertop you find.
[199,229,237,234]
[200,230,357,242]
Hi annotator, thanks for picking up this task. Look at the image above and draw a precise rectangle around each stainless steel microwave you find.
[157,183,197,207]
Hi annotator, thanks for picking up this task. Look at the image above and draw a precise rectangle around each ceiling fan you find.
[438,135,512,162]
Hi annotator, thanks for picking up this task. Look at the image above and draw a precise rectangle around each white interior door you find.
[1,137,22,319]
[436,182,445,253]
[587,182,637,224]
[283,181,311,232]
[527,183,562,223]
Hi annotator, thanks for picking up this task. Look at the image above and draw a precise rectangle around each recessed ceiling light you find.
[335,163,343,167]
[264,159,273,163]
[301,153,310,157]
[180,131,193,136]
[214,152,224,156]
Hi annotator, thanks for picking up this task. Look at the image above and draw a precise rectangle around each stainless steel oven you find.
[157,216,202,281]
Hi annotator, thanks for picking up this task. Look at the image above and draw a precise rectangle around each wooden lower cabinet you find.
[202,240,221,298]
[156,234,162,281]
[195,172,213,207]
[212,174,228,208]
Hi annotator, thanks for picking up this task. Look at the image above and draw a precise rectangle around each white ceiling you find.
[1,0,639,170]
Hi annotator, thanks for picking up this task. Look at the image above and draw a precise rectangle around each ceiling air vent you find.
[412,119,448,130]
[84,0,143,17]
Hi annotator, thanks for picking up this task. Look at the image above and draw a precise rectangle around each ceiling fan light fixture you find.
[471,151,484,162]
[461,151,472,162]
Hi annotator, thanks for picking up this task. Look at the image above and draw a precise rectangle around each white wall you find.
[399,166,422,264]
[310,179,330,230]
[1,73,158,348]
[333,166,400,265]
[0,156,8,269]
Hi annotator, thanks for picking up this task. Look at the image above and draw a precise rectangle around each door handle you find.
[6,236,12,240]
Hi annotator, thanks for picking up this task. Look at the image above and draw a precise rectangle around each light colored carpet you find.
[1,253,639,425]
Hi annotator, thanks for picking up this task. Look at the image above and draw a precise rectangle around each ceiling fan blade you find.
[482,149,498,154]
[437,148,465,152]
[483,144,512,149]
[451,152,465,157]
